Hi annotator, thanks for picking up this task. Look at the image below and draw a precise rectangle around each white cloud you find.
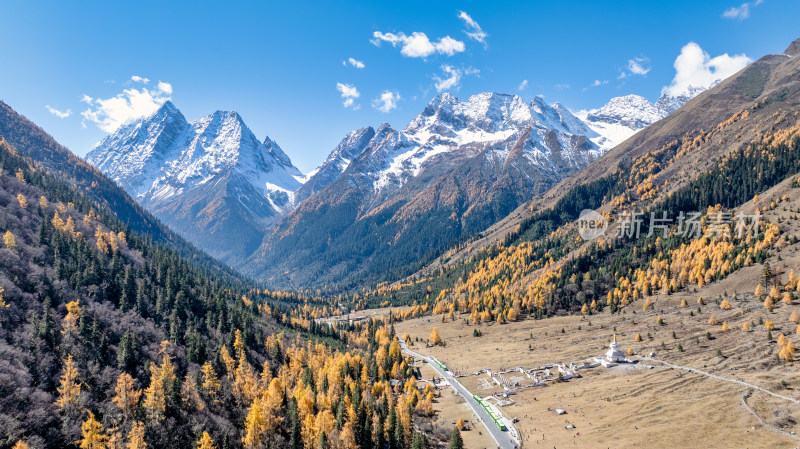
[723,0,763,19]
[433,65,479,92]
[372,90,401,113]
[458,10,487,46]
[663,42,751,96]
[583,79,608,91]
[45,105,72,118]
[554,83,570,90]
[130,75,150,83]
[81,79,173,132]
[336,82,360,108]
[628,57,651,75]
[343,57,365,69]
[518,79,528,91]
[371,31,465,58]
[618,57,651,79]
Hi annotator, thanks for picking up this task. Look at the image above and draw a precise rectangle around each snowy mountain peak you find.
[585,95,661,129]
[263,136,294,168]
[87,101,304,212]
[577,85,709,151]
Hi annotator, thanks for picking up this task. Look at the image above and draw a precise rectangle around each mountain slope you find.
[403,37,800,289]
[86,102,305,265]
[0,110,422,449]
[247,92,600,288]
[0,101,179,247]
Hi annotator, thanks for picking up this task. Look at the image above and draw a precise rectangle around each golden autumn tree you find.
[742,322,751,332]
[78,411,108,449]
[197,432,217,449]
[780,340,796,362]
[721,321,730,331]
[242,378,283,448]
[112,373,141,418]
[200,362,221,398]
[12,441,29,449]
[62,301,81,335]
[16,193,27,208]
[755,284,765,297]
[708,315,718,325]
[782,292,793,305]
[764,296,775,311]
[126,421,146,449]
[429,327,442,346]
[0,286,9,309]
[55,354,81,411]
[3,230,16,250]
[720,299,732,310]
[790,310,800,324]
[143,343,176,422]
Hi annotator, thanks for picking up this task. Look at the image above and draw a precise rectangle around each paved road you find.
[398,338,518,449]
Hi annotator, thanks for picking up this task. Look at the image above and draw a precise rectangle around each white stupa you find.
[594,334,628,367]
[605,334,625,363]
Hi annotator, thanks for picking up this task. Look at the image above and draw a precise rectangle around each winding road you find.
[398,338,518,449]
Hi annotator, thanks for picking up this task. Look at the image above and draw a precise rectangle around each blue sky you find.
[1,0,798,172]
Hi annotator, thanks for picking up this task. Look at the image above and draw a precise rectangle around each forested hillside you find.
[0,135,443,448]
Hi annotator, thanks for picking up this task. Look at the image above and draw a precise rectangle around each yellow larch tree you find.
[764,296,775,311]
[755,284,765,297]
[791,310,800,324]
[200,362,221,398]
[55,354,81,411]
[782,292,794,305]
[112,373,141,418]
[197,432,217,449]
[78,411,108,449]
[3,230,16,250]
[16,193,27,208]
[62,301,81,335]
[722,321,730,331]
[12,441,29,449]
[742,322,751,332]
[430,327,442,346]
[708,315,718,325]
[720,299,732,310]
[780,340,796,362]
[143,348,176,422]
[126,421,146,449]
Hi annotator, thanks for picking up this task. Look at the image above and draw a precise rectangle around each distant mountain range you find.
[85,83,705,285]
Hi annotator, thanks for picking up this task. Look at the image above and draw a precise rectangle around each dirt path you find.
[645,357,800,442]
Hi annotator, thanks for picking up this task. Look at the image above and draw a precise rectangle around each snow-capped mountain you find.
[577,86,708,150]
[341,92,600,201]
[294,126,376,203]
[86,101,304,264]
[247,92,600,287]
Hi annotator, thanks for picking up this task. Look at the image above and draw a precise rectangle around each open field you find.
[397,290,800,448]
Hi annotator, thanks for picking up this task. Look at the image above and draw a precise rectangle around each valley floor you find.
[395,288,800,448]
